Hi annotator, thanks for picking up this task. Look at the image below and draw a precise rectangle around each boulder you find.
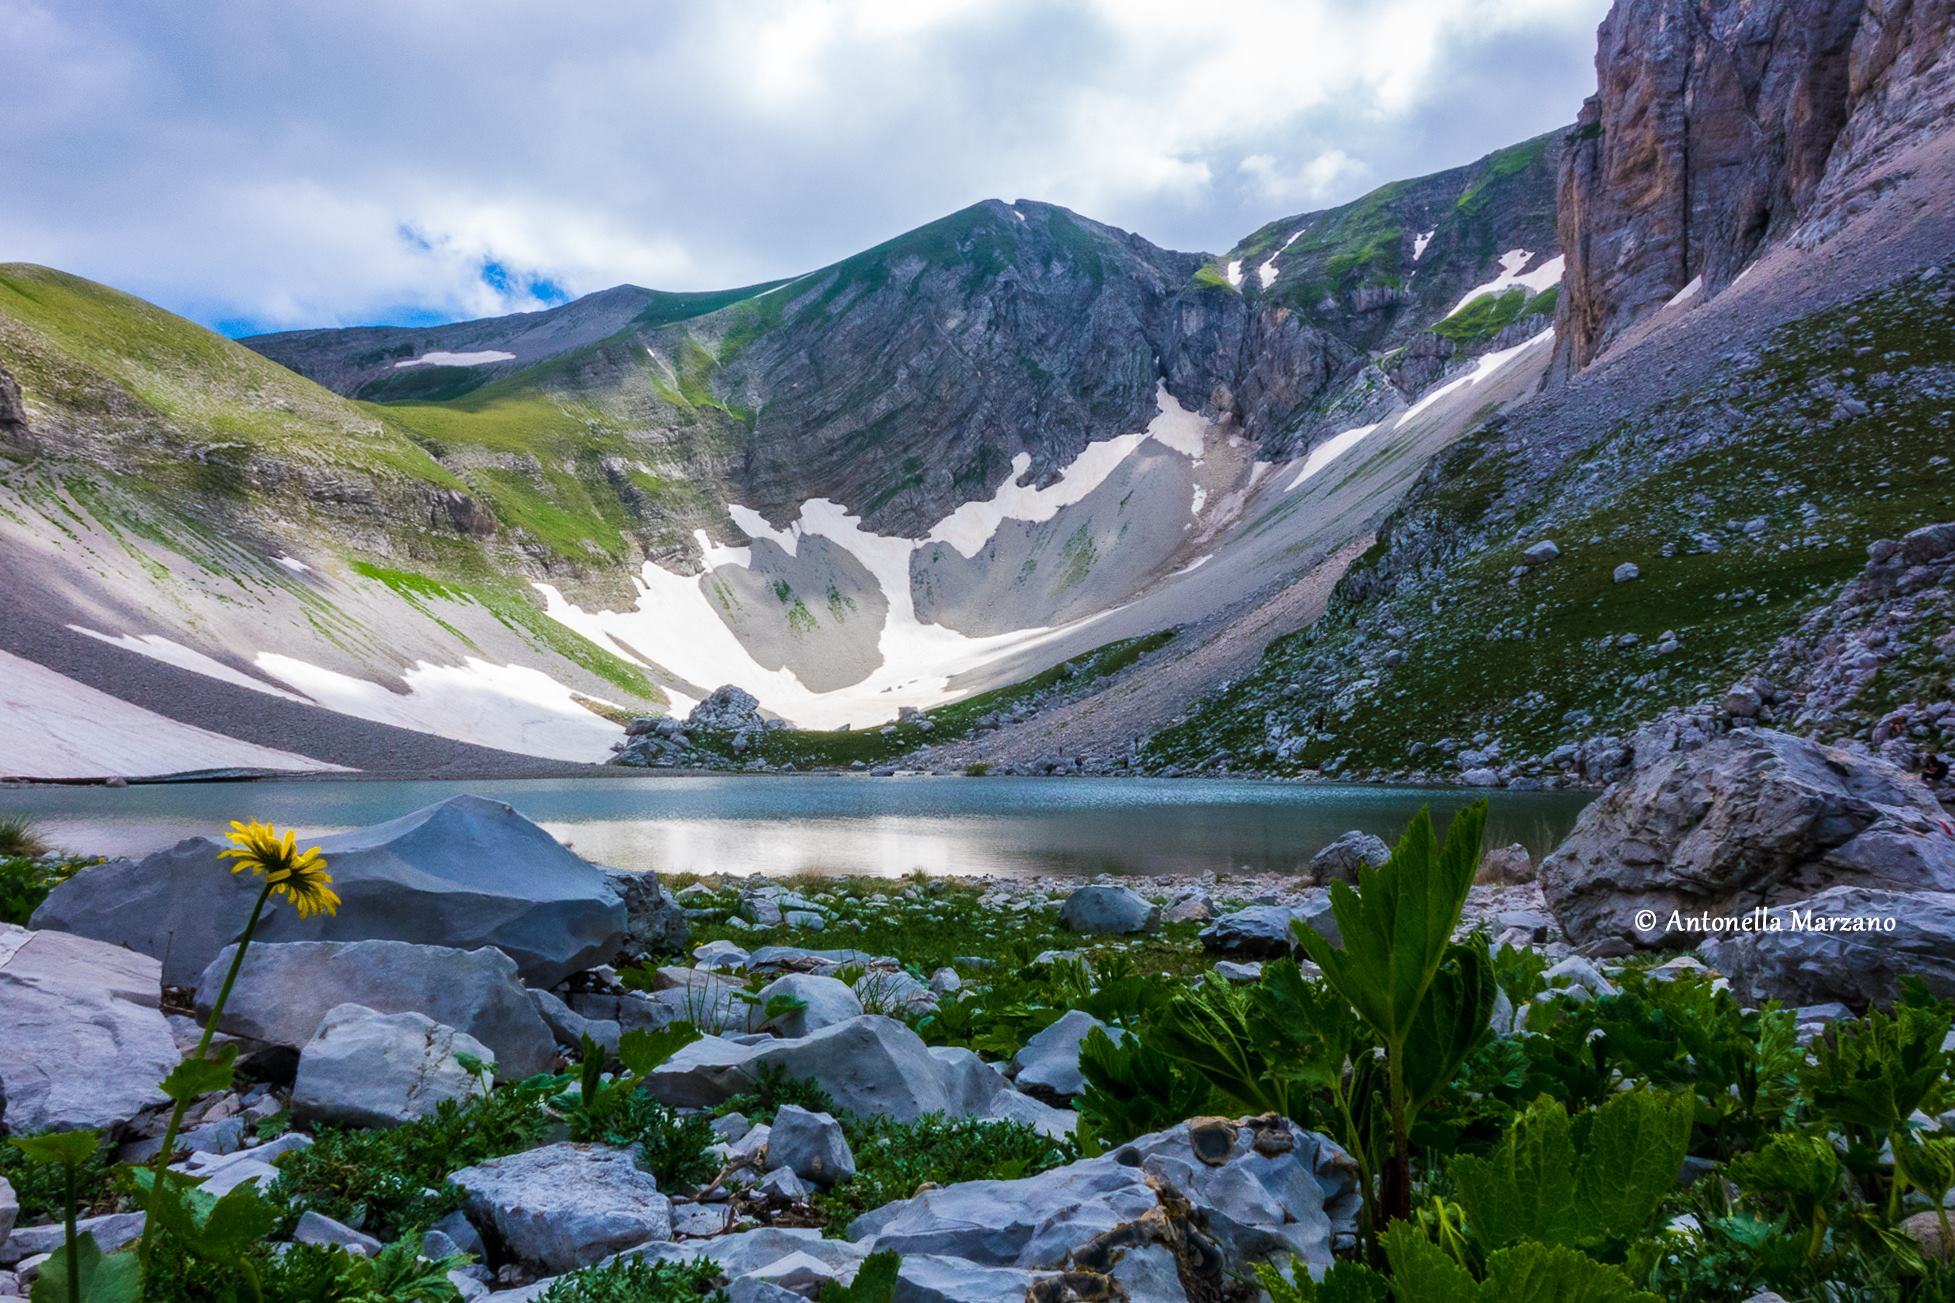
[1541,729,1955,948]
[756,974,863,1038]
[528,989,621,1054]
[1199,902,1337,957]
[294,1210,384,1256]
[0,1176,16,1251]
[1307,832,1390,885]
[196,939,556,1080]
[1009,1010,1123,1102]
[34,796,626,987]
[766,1105,855,1187]
[0,924,177,1134]
[1057,885,1160,935]
[1476,843,1536,885]
[622,1226,868,1282]
[450,1142,671,1272]
[1702,887,1955,1008]
[601,868,690,962]
[892,1255,1052,1303]
[851,1115,1359,1280]
[291,1004,490,1128]
[852,968,938,1016]
[687,685,766,732]
[649,1015,993,1122]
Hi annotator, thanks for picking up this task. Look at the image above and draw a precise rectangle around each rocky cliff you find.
[1554,0,1954,372]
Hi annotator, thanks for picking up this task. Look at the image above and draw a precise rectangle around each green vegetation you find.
[1456,135,1550,214]
[1430,285,1558,345]
[0,813,47,857]
[0,851,89,926]
[687,627,1178,768]
[1147,274,1955,777]
[814,1114,1076,1230]
[536,1258,728,1303]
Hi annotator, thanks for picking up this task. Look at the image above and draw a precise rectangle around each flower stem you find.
[63,1161,79,1303]
[137,879,274,1266]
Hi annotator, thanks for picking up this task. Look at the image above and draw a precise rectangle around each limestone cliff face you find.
[1555,0,1954,372]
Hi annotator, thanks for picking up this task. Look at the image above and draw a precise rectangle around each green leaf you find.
[1246,957,1364,1094]
[1150,976,1290,1117]
[1570,1089,1694,1248]
[618,1022,702,1078]
[1075,1027,1211,1150]
[1803,1002,1952,1135]
[1478,1241,1661,1303]
[1254,1256,1391,1303]
[1404,940,1496,1111]
[7,1129,102,1167]
[28,1234,143,1303]
[197,1183,281,1261]
[1380,1221,1479,1303]
[1449,1097,1580,1250]
[158,1044,237,1103]
[820,1249,900,1302]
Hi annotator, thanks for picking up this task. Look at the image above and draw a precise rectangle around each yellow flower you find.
[218,820,340,919]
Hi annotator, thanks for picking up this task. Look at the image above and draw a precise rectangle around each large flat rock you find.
[0,924,178,1134]
[34,795,625,987]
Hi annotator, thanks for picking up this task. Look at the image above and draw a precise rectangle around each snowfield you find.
[392,350,517,369]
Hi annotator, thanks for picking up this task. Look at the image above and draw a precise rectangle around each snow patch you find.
[1665,276,1704,308]
[252,654,624,763]
[0,648,344,778]
[1286,424,1381,492]
[1224,259,1244,288]
[273,555,311,574]
[1447,250,1564,317]
[1257,259,1280,289]
[1413,229,1436,262]
[1401,327,1554,425]
[393,350,517,369]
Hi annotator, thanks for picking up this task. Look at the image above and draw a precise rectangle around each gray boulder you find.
[1057,885,1160,935]
[34,796,625,987]
[852,968,939,1017]
[1009,1010,1123,1102]
[196,939,556,1080]
[851,1115,1359,1280]
[1703,887,1955,1008]
[892,1255,1051,1303]
[756,974,863,1038]
[649,1015,990,1122]
[292,1004,490,1128]
[1308,832,1390,885]
[601,868,690,962]
[0,924,177,1134]
[688,685,766,732]
[528,989,621,1054]
[450,1142,671,1272]
[767,1105,856,1187]
[1,1175,16,1252]
[1199,901,1338,957]
[1476,843,1536,884]
[1541,729,1955,948]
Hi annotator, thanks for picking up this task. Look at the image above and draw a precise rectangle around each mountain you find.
[7,0,1945,784]
[1144,0,1955,790]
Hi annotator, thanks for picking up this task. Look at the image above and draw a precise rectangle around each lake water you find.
[0,776,1591,880]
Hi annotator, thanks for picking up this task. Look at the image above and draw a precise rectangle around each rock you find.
[755,974,863,1038]
[1702,887,1955,1009]
[1613,562,1641,583]
[851,1115,1359,1280]
[1902,1209,1952,1263]
[649,1015,995,1123]
[892,1255,1051,1303]
[1057,885,1160,935]
[295,1210,384,1256]
[1523,540,1560,565]
[1162,893,1212,924]
[1009,1010,1123,1102]
[623,1226,868,1283]
[450,1142,672,1273]
[1722,685,1763,718]
[0,1213,145,1267]
[1476,843,1536,884]
[766,1105,856,1187]
[852,968,939,1017]
[694,940,753,971]
[0,924,177,1134]
[928,967,964,994]
[1199,903,1336,957]
[528,989,621,1054]
[601,869,690,962]
[687,685,766,732]
[0,1177,15,1252]
[1213,960,1263,983]
[1541,729,1955,948]
[1308,831,1390,885]
[753,1168,808,1204]
[291,1004,490,1128]
[34,796,626,987]
[1543,956,1618,999]
[1460,767,1502,787]
[197,939,556,1080]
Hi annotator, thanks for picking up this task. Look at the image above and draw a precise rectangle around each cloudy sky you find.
[3,0,1608,336]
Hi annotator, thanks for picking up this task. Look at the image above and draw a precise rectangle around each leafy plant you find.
[0,813,47,857]
[1447,1090,1693,1260]
[1295,802,1494,1223]
[1728,1132,1843,1263]
[1380,1220,1661,1302]
[1255,1256,1391,1302]
[1802,1000,1953,1215]
[819,1251,899,1302]
[1149,975,1296,1118]
[815,1115,1075,1230]
[715,1063,836,1125]
[8,1129,139,1303]
[534,1256,727,1303]
[1073,1027,1213,1150]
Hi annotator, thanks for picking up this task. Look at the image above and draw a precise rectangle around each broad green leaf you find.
[7,1129,101,1167]
[28,1234,143,1303]
[1478,1241,1661,1303]
[159,1044,237,1102]
[1895,1133,1955,1204]
[197,1182,281,1260]
[1151,976,1291,1117]
[619,1022,702,1078]
[1404,940,1495,1111]
[1571,1089,1694,1247]
[1246,957,1363,1093]
[1254,1256,1390,1303]
[1380,1221,1479,1303]
[1802,1003,1952,1133]
[1449,1097,1580,1250]
[820,1249,900,1302]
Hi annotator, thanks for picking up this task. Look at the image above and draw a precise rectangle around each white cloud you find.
[0,0,1608,332]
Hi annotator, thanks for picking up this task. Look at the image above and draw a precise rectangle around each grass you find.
[1430,285,1558,345]
[1145,272,1955,777]
[1455,135,1550,215]
[0,814,46,857]
[685,628,1178,768]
